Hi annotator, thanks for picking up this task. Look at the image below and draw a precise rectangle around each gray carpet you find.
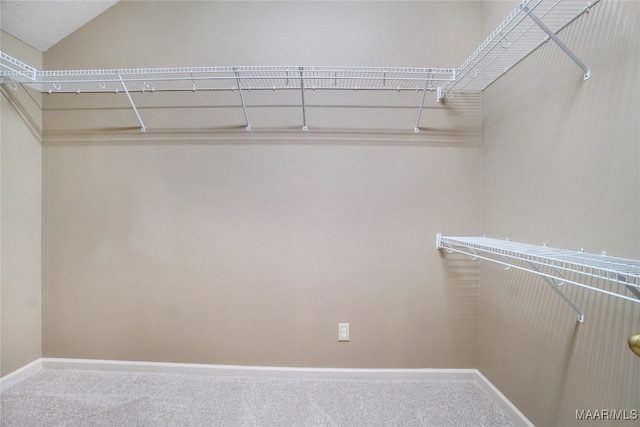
[1,369,520,426]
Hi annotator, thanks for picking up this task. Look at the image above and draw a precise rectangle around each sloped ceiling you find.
[0,0,119,52]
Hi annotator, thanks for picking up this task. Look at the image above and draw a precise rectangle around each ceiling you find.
[0,0,119,52]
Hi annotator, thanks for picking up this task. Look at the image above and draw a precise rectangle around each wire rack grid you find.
[437,235,640,305]
[438,0,600,100]
[1,65,457,94]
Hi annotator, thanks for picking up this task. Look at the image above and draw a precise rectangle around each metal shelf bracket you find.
[414,79,430,133]
[523,6,590,80]
[118,74,146,132]
[299,67,308,131]
[234,68,251,131]
[526,261,584,322]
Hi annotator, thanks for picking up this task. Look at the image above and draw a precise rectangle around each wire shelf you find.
[1,65,456,94]
[0,0,598,130]
[438,0,599,100]
[437,235,640,318]
[0,0,598,99]
[0,51,37,81]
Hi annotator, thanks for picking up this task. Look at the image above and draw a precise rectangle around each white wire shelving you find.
[0,57,455,132]
[437,235,640,322]
[0,0,598,131]
[437,0,599,101]
[1,64,456,93]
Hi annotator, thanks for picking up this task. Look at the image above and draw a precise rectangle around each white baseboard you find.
[474,370,535,427]
[41,358,481,380]
[0,358,42,392]
[4,358,533,426]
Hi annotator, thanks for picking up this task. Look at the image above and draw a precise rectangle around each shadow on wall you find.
[439,251,480,343]
[41,91,482,147]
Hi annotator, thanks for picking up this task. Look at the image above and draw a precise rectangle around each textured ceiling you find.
[0,0,119,52]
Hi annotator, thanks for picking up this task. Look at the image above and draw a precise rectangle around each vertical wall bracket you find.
[234,68,252,131]
[118,74,146,132]
[414,78,431,133]
[299,67,308,131]
[525,261,584,322]
[523,6,591,80]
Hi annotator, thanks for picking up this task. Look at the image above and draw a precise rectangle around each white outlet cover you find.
[338,323,349,342]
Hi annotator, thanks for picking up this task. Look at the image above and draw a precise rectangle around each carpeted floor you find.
[1,369,521,426]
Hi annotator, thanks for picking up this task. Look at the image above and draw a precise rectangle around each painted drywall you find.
[41,1,483,368]
[481,0,518,38]
[477,1,640,426]
[0,31,43,376]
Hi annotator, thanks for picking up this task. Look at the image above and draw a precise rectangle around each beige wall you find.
[479,1,640,426]
[481,0,518,38]
[0,31,43,376]
[42,143,482,368]
[41,1,483,368]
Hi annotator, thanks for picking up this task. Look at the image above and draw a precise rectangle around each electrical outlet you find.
[338,323,349,342]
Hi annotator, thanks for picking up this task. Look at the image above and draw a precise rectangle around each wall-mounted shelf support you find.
[299,67,308,131]
[234,68,251,131]
[437,235,640,322]
[414,79,430,133]
[118,74,146,132]
[523,6,590,80]
[526,260,584,322]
